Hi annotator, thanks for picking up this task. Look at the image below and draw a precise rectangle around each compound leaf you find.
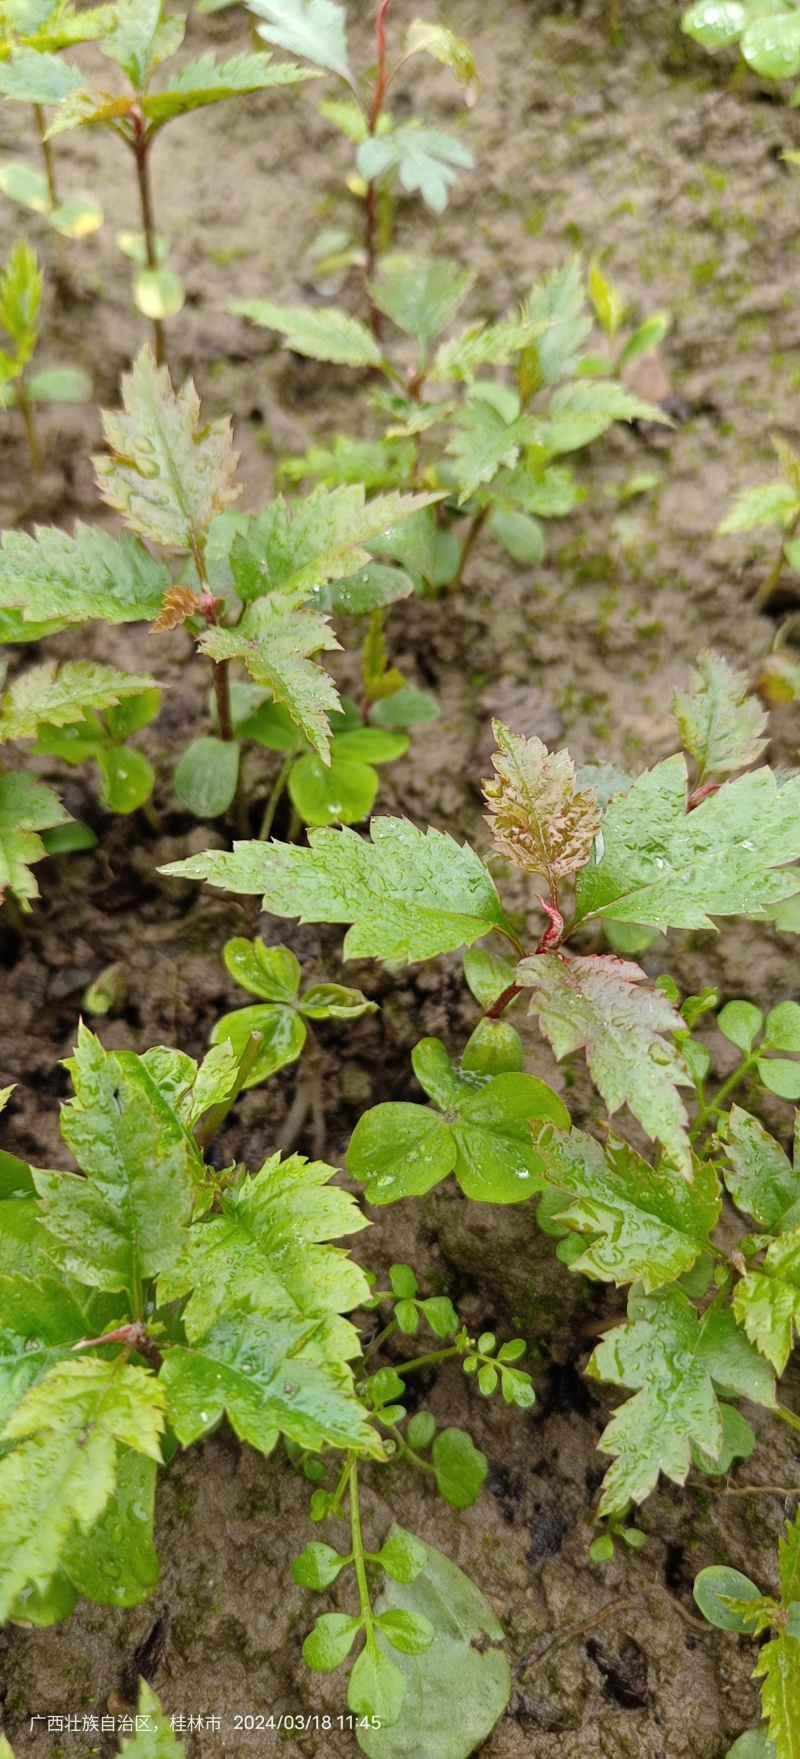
[228,298,381,367]
[520,952,692,1175]
[160,1311,379,1456]
[33,1026,195,1301]
[0,1355,165,1619]
[574,757,800,931]
[483,720,600,887]
[0,771,69,907]
[0,523,169,625]
[356,127,474,214]
[198,590,340,762]
[95,345,240,554]
[162,817,513,965]
[674,650,768,781]
[157,1149,369,1345]
[538,1127,721,1289]
[0,660,156,743]
[589,1288,775,1515]
[142,50,314,122]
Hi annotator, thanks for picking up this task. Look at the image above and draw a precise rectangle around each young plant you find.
[236,0,478,295]
[716,434,800,611]
[0,239,90,469]
[0,1031,524,1745]
[238,256,670,591]
[41,0,317,362]
[0,0,107,244]
[0,345,433,838]
[694,1511,800,1758]
[166,652,800,1580]
[682,0,800,85]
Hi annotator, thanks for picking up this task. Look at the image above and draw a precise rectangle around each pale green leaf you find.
[725,1106,800,1232]
[544,380,669,452]
[161,817,513,965]
[574,758,800,931]
[520,951,693,1174]
[674,651,768,780]
[718,481,799,535]
[99,0,181,90]
[0,1273,92,1428]
[228,486,439,601]
[682,1,748,50]
[430,315,544,385]
[589,1288,775,1514]
[95,345,240,553]
[174,735,240,818]
[733,1228,800,1371]
[249,0,354,86]
[199,590,340,762]
[0,1355,165,1619]
[157,1149,369,1344]
[755,1630,800,1759]
[0,523,169,625]
[0,660,156,743]
[538,1127,721,1289]
[743,10,800,76]
[229,298,381,367]
[33,1026,196,1301]
[0,770,68,906]
[62,1445,159,1608]
[119,1683,186,1759]
[446,399,540,503]
[368,258,474,361]
[142,50,314,122]
[0,44,82,103]
[525,257,592,386]
[134,266,184,321]
[404,19,479,93]
[357,127,474,214]
[483,720,601,886]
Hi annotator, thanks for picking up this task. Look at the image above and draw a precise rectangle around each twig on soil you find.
[713,1483,800,1498]
[513,1598,637,1677]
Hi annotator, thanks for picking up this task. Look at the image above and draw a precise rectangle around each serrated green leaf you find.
[525,257,592,386]
[95,345,240,553]
[588,1288,775,1514]
[0,660,156,743]
[521,952,692,1175]
[357,125,473,214]
[538,1126,721,1290]
[675,651,767,781]
[142,50,314,123]
[431,315,543,385]
[161,816,514,965]
[544,380,669,452]
[199,591,340,763]
[157,1149,369,1344]
[718,480,799,535]
[0,522,169,626]
[755,1624,800,1759]
[725,1107,800,1231]
[250,0,354,85]
[0,1355,165,1619]
[98,0,182,89]
[369,257,474,364]
[62,1445,158,1607]
[733,1227,800,1371]
[119,1683,186,1758]
[0,44,82,103]
[160,1310,379,1456]
[691,1402,756,1476]
[229,485,438,603]
[0,770,69,907]
[229,298,381,367]
[483,719,601,886]
[574,758,800,931]
[358,1530,510,1759]
[0,1272,90,1427]
[33,1025,195,1303]
[446,399,541,504]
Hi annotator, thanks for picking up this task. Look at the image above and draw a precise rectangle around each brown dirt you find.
[3,0,800,1753]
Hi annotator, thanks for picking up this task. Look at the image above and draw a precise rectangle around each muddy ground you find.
[2,0,800,1753]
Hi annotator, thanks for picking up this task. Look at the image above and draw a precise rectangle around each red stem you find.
[365,0,392,331]
[131,107,165,365]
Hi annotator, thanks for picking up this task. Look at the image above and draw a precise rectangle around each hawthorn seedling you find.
[0,239,90,468]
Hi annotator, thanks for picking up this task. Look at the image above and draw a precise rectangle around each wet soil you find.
[3,0,800,1753]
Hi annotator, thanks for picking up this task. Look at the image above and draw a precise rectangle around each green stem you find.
[131,111,165,365]
[755,507,800,613]
[385,1422,437,1475]
[392,1345,460,1376]
[362,1318,398,1369]
[689,1055,753,1140]
[776,1402,800,1435]
[449,505,489,592]
[259,749,297,840]
[193,1029,264,1150]
[348,1463,374,1644]
[16,376,42,474]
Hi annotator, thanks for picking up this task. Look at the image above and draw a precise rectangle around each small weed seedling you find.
[169,650,800,1755]
[239,256,670,593]
[0,0,106,245]
[716,433,800,611]
[682,0,800,86]
[0,1034,524,1742]
[0,344,435,904]
[38,0,317,361]
[0,239,90,469]
[695,1512,800,1758]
